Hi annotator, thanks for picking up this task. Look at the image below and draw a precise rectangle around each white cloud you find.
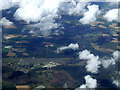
[0,0,119,12]
[0,0,119,35]
[60,0,92,16]
[79,75,97,88]
[101,51,120,68]
[79,50,101,74]
[104,9,118,22]
[0,17,13,26]
[113,80,119,87]
[102,58,115,68]
[79,4,100,24]
[57,43,79,53]
[78,84,86,88]
[14,0,60,23]
[67,1,87,15]
[112,51,120,60]
[0,0,21,11]
[28,30,35,34]
[30,14,60,35]
[13,0,61,35]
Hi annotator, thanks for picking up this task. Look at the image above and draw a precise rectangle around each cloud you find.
[101,58,115,68]
[13,0,61,35]
[57,43,79,53]
[78,75,97,88]
[79,4,100,24]
[79,50,101,74]
[1,0,119,35]
[69,2,87,15]
[30,14,60,35]
[112,51,120,60]
[76,50,119,89]
[103,9,118,22]
[101,51,120,68]
[14,0,60,23]
[0,17,13,26]
[113,80,119,87]
[0,0,21,11]
[60,0,87,15]
[0,0,119,12]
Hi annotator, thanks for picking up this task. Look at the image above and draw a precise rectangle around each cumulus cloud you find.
[14,0,60,23]
[60,0,87,15]
[113,80,119,87]
[78,75,97,88]
[0,0,21,11]
[13,0,61,35]
[69,2,87,15]
[30,14,60,35]
[57,43,79,53]
[0,0,119,12]
[102,51,120,68]
[0,17,13,26]
[103,9,118,22]
[102,58,115,68]
[79,4,100,24]
[1,0,119,35]
[79,50,101,74]
[112,51,120,60]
